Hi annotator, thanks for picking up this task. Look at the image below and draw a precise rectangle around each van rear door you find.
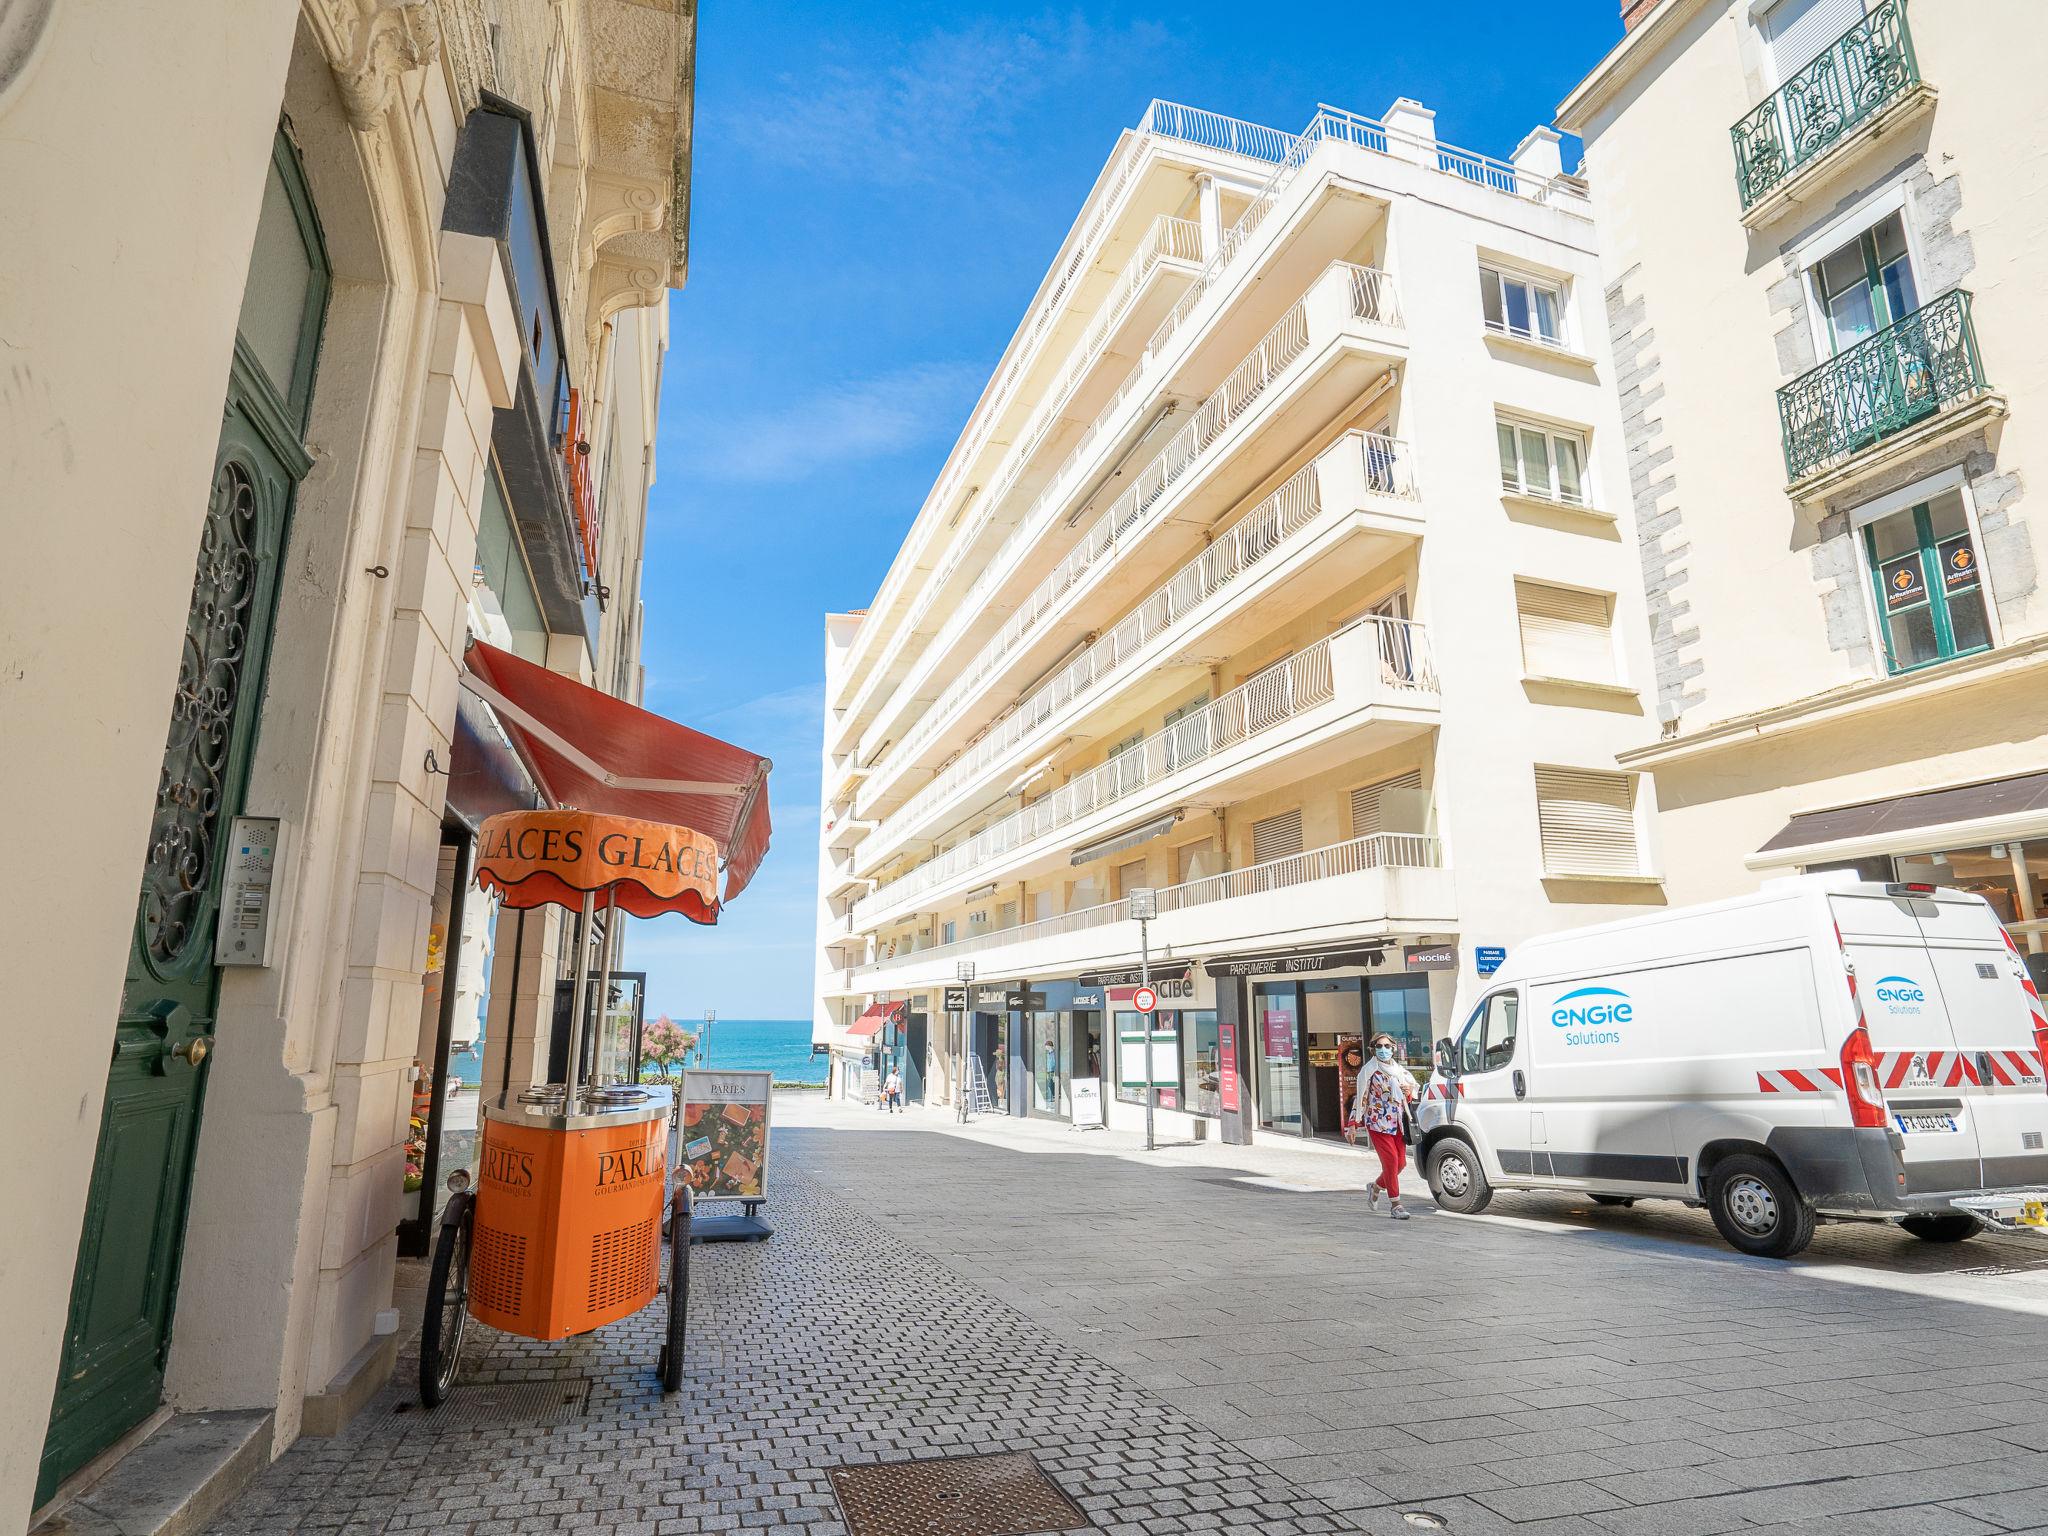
[1829,889,1982,1194]
[1907,891,2048,1192]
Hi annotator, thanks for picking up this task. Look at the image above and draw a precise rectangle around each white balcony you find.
[851,616,1437,931]
[854,261,1407,816]
[850,831,1454,991]
[850,430,1424,875]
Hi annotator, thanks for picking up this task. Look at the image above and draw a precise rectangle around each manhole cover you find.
[828,1451,1090,1535]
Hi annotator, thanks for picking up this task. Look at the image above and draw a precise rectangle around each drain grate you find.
[377,1377,592,1434]
[828,1451,1090,1536]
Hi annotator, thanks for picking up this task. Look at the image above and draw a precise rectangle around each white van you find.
[1414,874,2048,1257]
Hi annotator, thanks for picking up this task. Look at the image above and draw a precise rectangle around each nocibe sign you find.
[475,808,722,920]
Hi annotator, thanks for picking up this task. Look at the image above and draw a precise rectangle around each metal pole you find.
[563,889,597,1107]
[593,905,618,1085]
[956,989,969,1124]
[1141,915,1155,1153]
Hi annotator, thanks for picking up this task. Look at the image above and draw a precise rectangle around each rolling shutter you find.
[1350,770,1423,838]
[1251,808,1303,865]
[1763,0,1864,83]
[1516,581,1616,684]
[1535,767,1641,876]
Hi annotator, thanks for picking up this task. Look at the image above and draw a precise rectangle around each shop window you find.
[1368,977,1435,1069]
[1182,1011,1220,1116]
[1251,808,1303,865]
[1116,1009,1181,1107]
[1861,494,1989,674]
[1813,211,1918,356]
[1515,580,1617,685]
[1254,981,1302,1133]
[1497,418,1589,506]
[1535,766,1644,878]
[1480,265,1564,347]
[1350,771,1423,842]
[474,463,550,663]
[1457,992,1519,1075]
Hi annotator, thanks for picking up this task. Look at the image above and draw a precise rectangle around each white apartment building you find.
[812,97,1667,1148]
[1559,1,2048,950]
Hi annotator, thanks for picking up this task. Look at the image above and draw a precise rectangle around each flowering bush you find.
[641,1015,698,1084]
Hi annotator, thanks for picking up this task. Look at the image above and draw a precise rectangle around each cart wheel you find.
[419,1192,473,1408]
[661,1186,692,1393]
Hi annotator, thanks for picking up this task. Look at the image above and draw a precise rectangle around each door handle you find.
[1513,1069,1526,1099]
[171,1036,212,1068]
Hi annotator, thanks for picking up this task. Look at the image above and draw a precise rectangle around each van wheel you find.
[1708,1154,1814,1258]
[1900,1214,1980,1244]
[1427,1139,1492,1215]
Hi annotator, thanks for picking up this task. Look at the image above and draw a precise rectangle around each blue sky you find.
[624,1,1628,1020]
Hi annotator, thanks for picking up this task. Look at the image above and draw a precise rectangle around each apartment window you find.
[940,921,956,945]
[1480,266,1564,347]
[998,901,1018,929]
[1251,808,1303,865]
[1814,212,1918,356]
[1161,693,1209,770]
[1070,876,1101,910]
[1116,859,1148,899]
[1863,494,1990,674]
[1497,419,1588,506]
[1761,0,1866,84]
[1535,767,1643,878]
[1349,770,1423,840]
[1515,580,1617,685]
[1176,838,1219,884]
[1031,891,1053,922]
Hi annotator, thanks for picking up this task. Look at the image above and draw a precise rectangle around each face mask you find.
[1374,1045,1394,1062]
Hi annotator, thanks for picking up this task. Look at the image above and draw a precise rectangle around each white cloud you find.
[683,361,982,485]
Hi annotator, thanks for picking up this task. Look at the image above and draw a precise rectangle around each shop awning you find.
[1753,770,2048,865]
[1070,810,1181,866]
[459,639,773,902]
[847,1002,904,1038]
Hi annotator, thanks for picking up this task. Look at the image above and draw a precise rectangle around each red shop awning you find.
[459,639,773,903]
[847,1002,904,1039]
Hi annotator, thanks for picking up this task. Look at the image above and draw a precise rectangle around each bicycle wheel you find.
[419,1192,473,1408]
[660,1186,692,1393]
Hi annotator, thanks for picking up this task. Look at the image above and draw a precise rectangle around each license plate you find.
[1896,1112,1959,1135]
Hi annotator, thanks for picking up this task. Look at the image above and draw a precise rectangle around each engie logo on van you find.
[1873,975,1926,1014]
[1552,986,1630,1046]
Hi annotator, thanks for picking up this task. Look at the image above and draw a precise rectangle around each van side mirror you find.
[1434,1037,1456,1075]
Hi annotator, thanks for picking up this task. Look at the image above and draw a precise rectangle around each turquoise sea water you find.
[689,1018,826,1083]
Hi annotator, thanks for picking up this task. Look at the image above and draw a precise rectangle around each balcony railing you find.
[865,432,1419,854]
[854,830,1444,976]
[852,617,1434,926]
[1777,289,1989,483]
[1730,0,1920,212]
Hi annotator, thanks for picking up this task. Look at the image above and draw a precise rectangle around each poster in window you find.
[1218,1022,1239,1112]
[1262,1010,1296,1060]
[1939,535,1979,592]
[1881,552,1925,611]
[678,1069,772,1199]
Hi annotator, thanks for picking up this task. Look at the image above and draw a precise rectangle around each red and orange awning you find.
[847,1002,904,1039]
[474,809,723,924]
[460,640,772,905]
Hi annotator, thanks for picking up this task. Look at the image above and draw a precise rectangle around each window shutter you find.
[1763,0,1865,81]
[1535,767,1641,876]
[1251,808,1303,865]
[1349,770,1423,839]
[1516,581,1616,684]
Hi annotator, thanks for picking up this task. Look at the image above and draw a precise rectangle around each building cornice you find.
[1617,636,2048,771]
[1556,0,1718,136]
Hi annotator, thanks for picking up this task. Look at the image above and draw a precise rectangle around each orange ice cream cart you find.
[417,643,772,1406]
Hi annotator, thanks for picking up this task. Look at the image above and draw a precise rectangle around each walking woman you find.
[1345,1033,1420,1218]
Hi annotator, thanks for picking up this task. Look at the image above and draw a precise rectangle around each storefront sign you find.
[1262,1010,1296,1060]
[1475,946,1506,976]
[943,987,968,1011]
[1069,988,1104,1010]
[1072,1077,1105,1127]
[1218,1022,1240,1112]
[1081,962,1190,987]
[677,1069,773,1199]
[1207,945,1388,979]
[1106,973,1214,1011]
[1403,943,1459,972]
[1004,987,1047,1011]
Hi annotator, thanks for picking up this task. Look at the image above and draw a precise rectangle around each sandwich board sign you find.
[677,1069,775,1241]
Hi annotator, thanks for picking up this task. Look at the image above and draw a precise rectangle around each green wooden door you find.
[39,130,325,1506]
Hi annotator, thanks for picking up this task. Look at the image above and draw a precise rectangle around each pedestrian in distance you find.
[1345,1033,1420,1219]
[883,1065,904,1114]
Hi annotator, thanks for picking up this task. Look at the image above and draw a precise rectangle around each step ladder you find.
[965,1055,996,1117]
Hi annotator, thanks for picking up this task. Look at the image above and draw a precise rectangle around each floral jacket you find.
[1348,1059,1418,1135]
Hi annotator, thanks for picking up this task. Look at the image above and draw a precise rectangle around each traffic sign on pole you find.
[1132,985,1158,1014]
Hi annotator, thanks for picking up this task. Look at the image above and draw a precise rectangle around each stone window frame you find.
[1785,175,1934,369]
[1843,466,2006,678]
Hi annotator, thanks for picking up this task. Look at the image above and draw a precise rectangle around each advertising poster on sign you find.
[1071,1077,1105,1128]
[678,1069,773,1199]
[1262,1010,1296,1060]
[1218,1022,1240,1112]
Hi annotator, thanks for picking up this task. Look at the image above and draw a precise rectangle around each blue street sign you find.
[1475,946,1507,976]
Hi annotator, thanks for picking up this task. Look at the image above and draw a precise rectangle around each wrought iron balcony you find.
[1731,0,1921,213]
[1777,289,1989,484]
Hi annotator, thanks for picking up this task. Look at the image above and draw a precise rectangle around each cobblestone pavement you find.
[212,1095,2048,1534]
